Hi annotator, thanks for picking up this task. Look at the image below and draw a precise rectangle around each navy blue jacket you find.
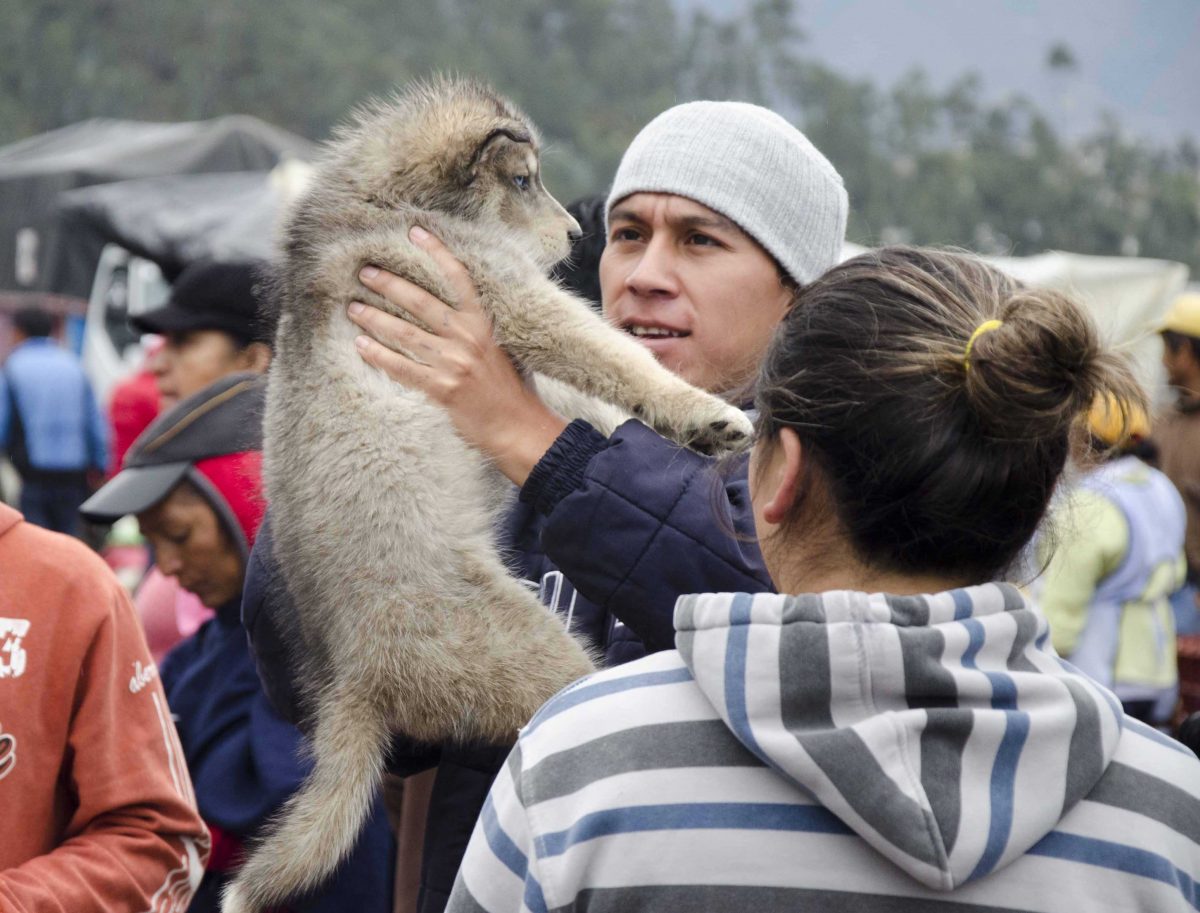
[242,418,770,912]
[161,599,395,912]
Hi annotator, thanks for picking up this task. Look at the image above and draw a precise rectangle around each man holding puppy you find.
[245,100,847,911]
[350,101,847,655]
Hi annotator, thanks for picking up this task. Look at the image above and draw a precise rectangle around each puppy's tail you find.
[222,687,389,913]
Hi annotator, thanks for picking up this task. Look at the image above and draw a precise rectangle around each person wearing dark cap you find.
[1,304,108,536]
[133,259,273,410]
[121,258,275,661]
[80,374,395,913]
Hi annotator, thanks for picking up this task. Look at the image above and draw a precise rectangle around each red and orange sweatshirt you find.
[0,505,209,912]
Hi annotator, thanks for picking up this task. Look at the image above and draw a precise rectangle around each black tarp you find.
[57,170,299,283]
[0,116,314,297]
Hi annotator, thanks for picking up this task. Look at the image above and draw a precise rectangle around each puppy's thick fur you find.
[225,79,752,912]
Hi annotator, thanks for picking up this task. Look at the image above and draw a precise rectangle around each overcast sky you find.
[689,0,1200,145]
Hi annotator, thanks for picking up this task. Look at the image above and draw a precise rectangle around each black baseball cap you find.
[80,373,265,523]
[132,259,273,345]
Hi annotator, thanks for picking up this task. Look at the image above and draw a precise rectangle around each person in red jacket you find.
[0,503,209,911]
[107,338,163,477]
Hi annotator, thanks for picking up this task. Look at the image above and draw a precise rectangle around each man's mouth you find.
[624,324,689,339]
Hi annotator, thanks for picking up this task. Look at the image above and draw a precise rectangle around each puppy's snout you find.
[564,213,583,244]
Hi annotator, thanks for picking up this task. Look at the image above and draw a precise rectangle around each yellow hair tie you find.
[963,319,1003,370]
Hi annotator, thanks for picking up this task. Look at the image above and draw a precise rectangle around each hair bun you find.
[960,287,1142,444]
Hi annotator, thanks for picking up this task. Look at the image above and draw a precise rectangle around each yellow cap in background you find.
[1087,392,1150,446]
[1160,292,1200,338]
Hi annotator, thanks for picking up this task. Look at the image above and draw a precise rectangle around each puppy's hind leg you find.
[221,681,391,913]
[444,556,597,742]
[484,275,753,455]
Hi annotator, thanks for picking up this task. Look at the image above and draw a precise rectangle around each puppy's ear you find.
[456,126,532,186]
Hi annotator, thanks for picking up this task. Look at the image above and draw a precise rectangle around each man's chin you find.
[625,335,721,390]
[632,334,688,367]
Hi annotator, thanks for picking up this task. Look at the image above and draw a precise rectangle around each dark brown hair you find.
[13,306,53,339]
[754,246,1145,582]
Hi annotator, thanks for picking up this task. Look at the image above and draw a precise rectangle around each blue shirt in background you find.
[0,337,109,473]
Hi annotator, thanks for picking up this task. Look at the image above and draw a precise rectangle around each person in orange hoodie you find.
[0,501,209,911]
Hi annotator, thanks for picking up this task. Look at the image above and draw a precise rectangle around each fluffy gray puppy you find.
[225,78,752,912]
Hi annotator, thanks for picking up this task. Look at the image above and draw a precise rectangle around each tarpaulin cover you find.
[57,168,303,283]
[0,116,314,296]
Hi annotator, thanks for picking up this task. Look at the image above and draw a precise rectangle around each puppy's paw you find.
[640,394,753,455]
[681,408,754,455]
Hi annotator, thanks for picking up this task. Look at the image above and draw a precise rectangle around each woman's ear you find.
[760,426,804,526]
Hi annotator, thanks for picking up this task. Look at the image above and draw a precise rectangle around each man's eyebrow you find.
[672,213,741,234]
[608,207,648,226]
[608,208,742,236]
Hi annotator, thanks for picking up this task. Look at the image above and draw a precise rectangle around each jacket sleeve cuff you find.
[520,419,608,516]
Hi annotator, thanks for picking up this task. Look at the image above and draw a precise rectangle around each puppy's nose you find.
[564,213,583,243]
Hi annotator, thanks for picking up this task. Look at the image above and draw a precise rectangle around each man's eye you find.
[612,227,642,242]
[688,232,719,246]
[512,175,530,191]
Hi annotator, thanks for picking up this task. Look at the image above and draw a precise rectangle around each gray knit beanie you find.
[606,101,848,286]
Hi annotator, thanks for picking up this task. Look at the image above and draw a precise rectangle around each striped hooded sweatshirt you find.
[447,584,1200,913]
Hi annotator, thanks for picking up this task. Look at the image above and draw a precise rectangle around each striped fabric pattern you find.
[447,585,1200,913]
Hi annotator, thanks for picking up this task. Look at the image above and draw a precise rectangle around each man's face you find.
[600,192,793,394]
[1162,336,1199,395]
[147,329,249,409]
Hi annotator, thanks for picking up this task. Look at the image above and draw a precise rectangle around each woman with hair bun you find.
[448,247,1200,913]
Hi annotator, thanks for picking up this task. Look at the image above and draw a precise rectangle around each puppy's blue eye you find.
[513,175,530,190]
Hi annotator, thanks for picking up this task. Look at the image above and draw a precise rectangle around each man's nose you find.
[625,238,677,297]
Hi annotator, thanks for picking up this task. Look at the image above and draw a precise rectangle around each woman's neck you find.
[767,538,969,597]
[780,567,968,597]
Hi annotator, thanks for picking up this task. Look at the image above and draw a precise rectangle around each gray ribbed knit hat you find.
[606,101,848,286]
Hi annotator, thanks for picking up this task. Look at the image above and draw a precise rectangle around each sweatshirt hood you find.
[190,450,265,558]
[674,584,1124,891]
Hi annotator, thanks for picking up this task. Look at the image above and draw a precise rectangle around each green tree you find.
[1,0,1197,270]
